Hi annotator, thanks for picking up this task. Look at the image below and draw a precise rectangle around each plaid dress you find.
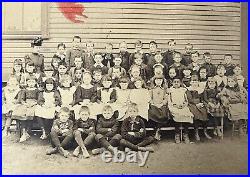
[203,88,224,118]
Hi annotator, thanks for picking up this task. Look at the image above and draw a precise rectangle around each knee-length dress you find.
[12,88,40,120]
[129,88,151,120]
[219,86,248,121]
[203,88,224,118]
[2,86,20,114]
[148,86,169,123]
[72,84,98,119]
[168,87,193,123]
[187,87,208,121]
[35,91,61,119]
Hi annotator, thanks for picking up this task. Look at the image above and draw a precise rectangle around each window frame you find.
[2,2,49,40]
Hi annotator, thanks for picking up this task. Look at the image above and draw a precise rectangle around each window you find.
[2,2,49,39]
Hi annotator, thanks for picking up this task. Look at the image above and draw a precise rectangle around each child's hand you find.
[128,132,135,136]
[88,127,93,130]
[108,128,112,131]
[196,103,204,108]
[139,128,144,133]
[62,129,69,133]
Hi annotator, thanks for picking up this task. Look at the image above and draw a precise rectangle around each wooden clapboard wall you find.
[2,2,241,81]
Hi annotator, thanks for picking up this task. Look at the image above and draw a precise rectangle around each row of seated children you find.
[2,69,248,148]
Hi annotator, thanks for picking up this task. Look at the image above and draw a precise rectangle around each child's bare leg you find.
[73,130,90,158]
[3,115,12,136]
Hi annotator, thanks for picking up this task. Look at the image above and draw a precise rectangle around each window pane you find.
[3,2,22,31]
[23,2,41,31]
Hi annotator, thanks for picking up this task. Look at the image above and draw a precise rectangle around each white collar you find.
[94,63,104,67]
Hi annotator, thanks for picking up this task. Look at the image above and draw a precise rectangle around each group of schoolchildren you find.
[2,36,248,158]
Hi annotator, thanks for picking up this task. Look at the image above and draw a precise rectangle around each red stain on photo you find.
[57,2,88,23]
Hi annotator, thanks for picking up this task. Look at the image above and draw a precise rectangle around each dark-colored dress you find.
[181,53,192,66]
[187,88,208,121]
[12,88,40,120]
[102,53,115,68]
[120,51,131,72]
[203,88,224,118]
[148,86,169,123]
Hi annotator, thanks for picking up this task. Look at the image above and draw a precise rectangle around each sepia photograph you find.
[2,2,248,174]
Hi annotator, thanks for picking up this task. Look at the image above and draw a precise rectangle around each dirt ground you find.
[2,131,248,175]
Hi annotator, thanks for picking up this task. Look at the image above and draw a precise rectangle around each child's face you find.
[227,78,236,88]
[75,70,83,79]
[154,67,163,76]
[46,83,54,91]
[82,74,92,84]
[191,53,199,63]
[103,80,112,88]
[58,46,65,55]
[168,41,175,51]
[72,38,81,49]
[59,112,69,122]
[127,107,138,118]
[224,56,232,64]
[134,80,143,89]
[33,46,41,53]
[44,70,54,77]
[26,65,34,73]
[62,79,71,88]
[173,54,182,63]
[204,55,211,63]
[155,78,163,86]
[103,108,113,120]
[190,80,199,88]
[119,43,127,53]
[149,43,157,53]
[52,60,59,69]
[94,55,103,64]
[8,77,18,87]
[14,64,22,72]
[106,45,113,53]
[173,79,181,88]
[185,45,193,54]
[169,68,176,78]
[131,68,140,78]
[217,67,226,77]
[58,65,67,75]
[154,54,163,63]
[134,58,143,65]
[86,43,94,52]
[135,44,142,51]
[233,66,242,76]
[79,110,89,121]
[199,69,207,79]
[183,69,191,77]
[120,82,128,90]
[27,79,36,88]
[114,58,122,66]
[208,80,216,89]
[93,72,102,81]
[74,57,83,68]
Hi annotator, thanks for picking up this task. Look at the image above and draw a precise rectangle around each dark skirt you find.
[188,104,208,121]
[148,104,170,123]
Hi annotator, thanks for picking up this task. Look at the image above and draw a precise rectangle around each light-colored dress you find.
[35,92,58,119]
[2,86,20,114]
[168,87,194,123]
[115,89,131,120]
[129,88,150,120]
[58,86,76,109]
